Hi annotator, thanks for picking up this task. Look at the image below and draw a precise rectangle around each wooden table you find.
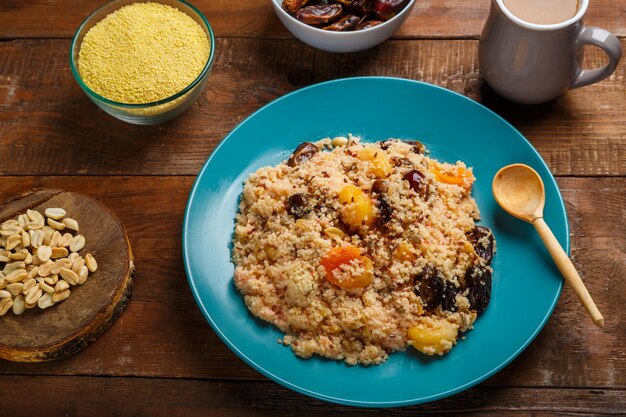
[1,1,624,415]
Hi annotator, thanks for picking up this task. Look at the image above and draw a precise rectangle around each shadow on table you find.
[477,82,574,128]
[48,94,207,175]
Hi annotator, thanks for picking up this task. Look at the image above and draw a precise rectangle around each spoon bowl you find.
[492,164,545,222]
[492,163,604,328]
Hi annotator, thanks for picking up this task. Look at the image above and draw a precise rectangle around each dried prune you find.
[414,266,443,310]
[373,0,409,20]
[465,267,492,314]
[287,193,315,219]
[296,4,343,26]
[442,282,458,312]
[283,0,311,14]
[324,14,360,30]
[466,226,494,264]
[403,169,429,199]
[356,19,384,30]
[287,142,319,167]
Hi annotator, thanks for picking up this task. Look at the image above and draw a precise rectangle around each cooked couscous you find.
[233,136,494,365]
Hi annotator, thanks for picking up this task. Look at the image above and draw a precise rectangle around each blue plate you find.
[183,77,567,407]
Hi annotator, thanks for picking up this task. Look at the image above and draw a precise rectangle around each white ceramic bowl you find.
[271,0,416,53]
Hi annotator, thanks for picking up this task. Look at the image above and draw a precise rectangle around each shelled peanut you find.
[0,208,97,316]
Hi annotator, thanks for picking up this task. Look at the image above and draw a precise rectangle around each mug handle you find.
[571,26,622,89]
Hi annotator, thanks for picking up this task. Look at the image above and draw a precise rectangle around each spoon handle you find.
[533,217,604,328]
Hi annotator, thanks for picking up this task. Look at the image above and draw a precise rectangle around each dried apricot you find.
[358,147,393,178]
[408,317,459,355]
[431,165,474,188]
[338,185,375,229]
[320,246,373,289]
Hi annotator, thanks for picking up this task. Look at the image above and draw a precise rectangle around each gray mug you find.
[479,0,622,104]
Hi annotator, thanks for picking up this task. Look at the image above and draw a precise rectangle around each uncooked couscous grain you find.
[78,2,210,104]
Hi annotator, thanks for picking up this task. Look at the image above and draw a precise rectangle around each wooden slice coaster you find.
[0,189,134,362]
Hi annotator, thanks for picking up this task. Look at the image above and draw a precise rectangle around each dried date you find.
[466,226,495,264]
[287,142,319,167]
[283,0,409,31]
[356,19,384,30]
[373,0,409,20]
[323,14,361,31]
[283,0,311,14]
[349,0,375,15]
[465,267,492,314]
[442,281,459,312]
[296,4,343,26]
[414,266,443,311]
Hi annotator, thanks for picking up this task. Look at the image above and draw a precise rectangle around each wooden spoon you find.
[492,164,604,328]
[0,189,134,361]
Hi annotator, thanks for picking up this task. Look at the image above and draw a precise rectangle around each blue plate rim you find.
[182,76,568,407]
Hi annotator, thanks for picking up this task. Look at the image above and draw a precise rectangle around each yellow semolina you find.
[78,2,210,104]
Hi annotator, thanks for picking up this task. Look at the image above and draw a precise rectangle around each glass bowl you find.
[70,0,215,125]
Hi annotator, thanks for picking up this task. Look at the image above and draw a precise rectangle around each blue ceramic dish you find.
[183,77,568,407]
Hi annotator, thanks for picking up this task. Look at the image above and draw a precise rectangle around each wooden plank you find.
[0,39,624,177]
[0,0,624,39]
[0,176,624,390]
[0,375,624,415]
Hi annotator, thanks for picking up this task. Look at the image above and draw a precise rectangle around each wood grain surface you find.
[0,375,624,416]
[0,0,624,39]
[1,39,625,177]
[0,0,624,414]
[0,177,623,391]
[0,190,134,362]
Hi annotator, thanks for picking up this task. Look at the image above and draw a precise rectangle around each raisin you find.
[287,193,315,219]
[376,196,393,226]
[403,169,429,199]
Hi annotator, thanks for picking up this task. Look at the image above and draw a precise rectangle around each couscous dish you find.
[232,136,494,365]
